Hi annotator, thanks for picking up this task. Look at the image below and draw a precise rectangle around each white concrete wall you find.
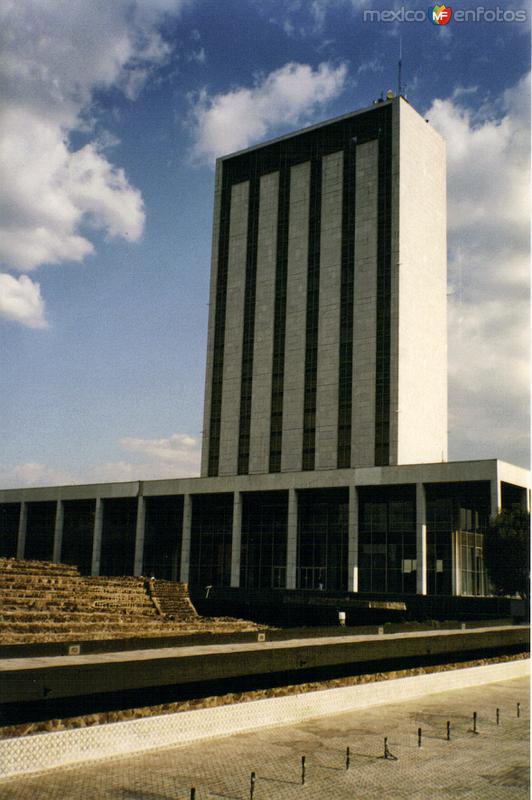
[218,180,250,476]
[248,172,279,474]
[315,150,343,470]
[351,140,379,466]
[395,99,448,465]
[281,162,310,472]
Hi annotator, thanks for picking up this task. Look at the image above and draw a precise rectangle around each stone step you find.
[0,581,151,595]
[0,559,80,577]
[1,597,153,610]
[0,608,158,621]
[0,586,153,599]
[0,621,159,633]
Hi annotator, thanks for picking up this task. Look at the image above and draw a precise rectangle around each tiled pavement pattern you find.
[0,676,528,799]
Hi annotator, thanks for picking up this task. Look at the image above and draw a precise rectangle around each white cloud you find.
[264,0,372,37]
[0,462,77,489]
[0,0,189,323]
[427,72,530,467]
[0,111,145,271]
[86,457,200,483]
[119,432,200,467]
[188,61,347,163]
[187,47,206,64]
[0,274,47,329]
[0,431,201,489]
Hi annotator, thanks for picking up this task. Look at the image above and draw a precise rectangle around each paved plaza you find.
[0,675,528,799]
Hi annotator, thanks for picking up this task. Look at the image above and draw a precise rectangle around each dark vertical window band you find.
[207,171,232,477]
[269,163,290,473]
[302,154,323,471]
[337,138,357,468]
[237,172,260,474]
[374,111,393,466]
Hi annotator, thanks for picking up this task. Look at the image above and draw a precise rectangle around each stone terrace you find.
[0,558,263,644]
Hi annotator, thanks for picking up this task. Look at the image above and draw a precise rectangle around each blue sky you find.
[0,0,529,487]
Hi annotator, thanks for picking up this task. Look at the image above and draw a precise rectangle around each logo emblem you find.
[430,4,453,25]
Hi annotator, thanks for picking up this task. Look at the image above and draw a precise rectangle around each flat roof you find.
[218,96,397,162]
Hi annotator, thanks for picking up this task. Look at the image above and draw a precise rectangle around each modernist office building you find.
[0,96,529,598]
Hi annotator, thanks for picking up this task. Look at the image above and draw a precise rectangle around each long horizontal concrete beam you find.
[0,459,529,504]
[1,626,528,705]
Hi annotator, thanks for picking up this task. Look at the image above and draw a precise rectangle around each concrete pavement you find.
[0,674,528,799]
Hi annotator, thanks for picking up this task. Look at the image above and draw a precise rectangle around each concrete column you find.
[490,479,502,518]
[347,486,359,592]
[91,497,103,576]
[16,501,27,559]
[179,494,192,584]
[230,492,242,587]
[315,151,342,470]
[286,488,298,589]
[452,531,461,596]
[52,500,64,563]
[218,181,249,476]
[133,494,145,577]
[416,483,427,595]
[248,172,278,474]
[281,163,310,473]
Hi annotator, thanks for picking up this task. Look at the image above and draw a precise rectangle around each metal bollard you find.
[496,708,500,726]
[517,703,521,718]
[346,746,350,770]
[446,721,451,741]
[473,712,478,734]
[383,736,397,761]
[301,755,306,785]
[250,771,256,800]
[418,727,422,748]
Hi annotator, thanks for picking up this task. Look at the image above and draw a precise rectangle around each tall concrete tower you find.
[201,96,447,478]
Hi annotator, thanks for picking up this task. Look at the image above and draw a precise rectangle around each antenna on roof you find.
[397,36,405,98]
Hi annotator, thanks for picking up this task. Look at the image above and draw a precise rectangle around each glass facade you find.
[207,172,232,477]
[240,492,288,589]
[0,503,19,558]
[61,500,94,575]
[297,489,348,590]
[426,496,453,595]
[374,124,392,467]
[143,496,183,580]
[268,164,290,473]
[24,501,56,562]
[189,493,232,588]
[302,155,322,471]
[99,498,136,577]
[359,486,416,594]
[426,482,490,597]
[6,476,527,598]
[456,530,486,596]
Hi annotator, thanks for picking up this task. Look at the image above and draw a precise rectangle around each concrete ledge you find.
[0,659,528,780]
[3,626,528,704]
